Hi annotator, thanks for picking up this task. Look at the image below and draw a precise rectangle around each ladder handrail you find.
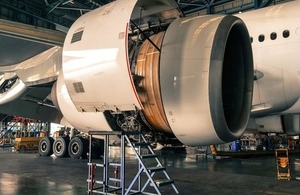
[124,135,163,195]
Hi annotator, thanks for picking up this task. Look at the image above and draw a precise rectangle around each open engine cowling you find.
[54,0,253,146]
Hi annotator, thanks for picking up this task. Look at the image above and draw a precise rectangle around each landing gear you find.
[38,137,54,156]
[68,136,88,159]
[53,136,69,157]
[20,145,26,152]
[38,134,104,159]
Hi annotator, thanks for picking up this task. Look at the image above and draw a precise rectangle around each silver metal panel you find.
[56,74,112,132]
[62,0,142,112]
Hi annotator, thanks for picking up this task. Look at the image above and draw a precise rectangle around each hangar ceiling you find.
[0,0,292,66]
[0,0,292,32]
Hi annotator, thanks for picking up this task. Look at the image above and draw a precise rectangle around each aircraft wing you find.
[0,19,65,123]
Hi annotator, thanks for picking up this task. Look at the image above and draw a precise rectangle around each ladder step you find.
[87,163,104,167]
[109,162,122,167]
[109,178,121,182]
[87,179,104,185]
[147,166,166,173]
[155,179,174,187]
[141,154,158,159]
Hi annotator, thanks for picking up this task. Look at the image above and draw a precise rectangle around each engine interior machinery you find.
[53,0,253,146]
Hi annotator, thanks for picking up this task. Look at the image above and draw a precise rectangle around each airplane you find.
[0,0,299,158]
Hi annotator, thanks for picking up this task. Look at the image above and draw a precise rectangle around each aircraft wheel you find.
[39,137,54,156]
[20,145,26,152]
[68,137,88,159]
[53,136,69,157]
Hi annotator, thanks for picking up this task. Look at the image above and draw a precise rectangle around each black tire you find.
[91,139,104,159]
[68,137,88,159]
[39,137,54,156]
[20,145,26,152]
[53,136,70,158]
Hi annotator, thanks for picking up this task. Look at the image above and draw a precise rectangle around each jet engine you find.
[54,0,253,145]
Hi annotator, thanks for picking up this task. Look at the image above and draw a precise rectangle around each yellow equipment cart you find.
[14,133,45,151]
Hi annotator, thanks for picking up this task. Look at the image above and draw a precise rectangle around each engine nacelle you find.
[254,115,300,136]
[282,115,300,136]
[55,0,253,145]
[159,15,253,145]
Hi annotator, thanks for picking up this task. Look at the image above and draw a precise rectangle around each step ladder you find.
[275,149,291,180]
[87,130,179,195]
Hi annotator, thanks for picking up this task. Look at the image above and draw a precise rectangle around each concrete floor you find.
[1,147,300,195]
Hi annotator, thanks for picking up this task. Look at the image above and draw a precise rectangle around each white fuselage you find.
[239,2,300,116]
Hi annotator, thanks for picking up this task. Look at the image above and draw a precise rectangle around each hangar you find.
[0,0,300,194]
